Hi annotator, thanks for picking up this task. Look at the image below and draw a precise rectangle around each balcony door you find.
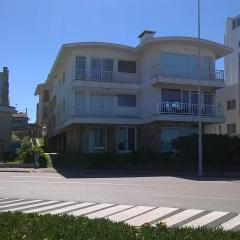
[91,58,113,81]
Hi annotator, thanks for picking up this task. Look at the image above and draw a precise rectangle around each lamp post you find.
[197,0,203,176]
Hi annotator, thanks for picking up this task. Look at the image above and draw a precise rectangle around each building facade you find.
[206,15,240,136]
[0,67,15,160]
[35,31,232,153]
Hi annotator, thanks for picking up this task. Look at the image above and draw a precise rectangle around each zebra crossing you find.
[0,198,239,231]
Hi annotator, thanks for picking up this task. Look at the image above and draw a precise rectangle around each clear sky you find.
[0,0,239,122]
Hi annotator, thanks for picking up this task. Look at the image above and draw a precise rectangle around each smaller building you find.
[205,82,240,136]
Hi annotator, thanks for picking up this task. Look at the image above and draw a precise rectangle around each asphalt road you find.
[0,171,240,213]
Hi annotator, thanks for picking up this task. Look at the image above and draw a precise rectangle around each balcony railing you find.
[74,69,138,84]
[151,65,224,81]
[156,101,223,117]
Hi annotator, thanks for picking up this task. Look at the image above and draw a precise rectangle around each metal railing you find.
[151,65,224,81]
[156,101,223,116]
[74,69,138,83]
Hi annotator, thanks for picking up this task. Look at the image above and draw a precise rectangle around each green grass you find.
[0,212,239,240]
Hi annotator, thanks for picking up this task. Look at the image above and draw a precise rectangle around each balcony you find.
[151,65,224,88]
[152,101,224,123]
[73,69,139,84]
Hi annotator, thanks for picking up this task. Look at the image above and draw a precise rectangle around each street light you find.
[197,0,203,176]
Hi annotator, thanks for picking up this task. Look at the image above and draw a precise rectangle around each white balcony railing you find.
[156,101,223,117]
[74,69,138,84]
[151,65,224,81]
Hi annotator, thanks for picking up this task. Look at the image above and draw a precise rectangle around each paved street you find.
[0,171,240,213]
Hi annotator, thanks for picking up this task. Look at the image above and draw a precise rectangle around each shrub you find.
[18,137,49,167]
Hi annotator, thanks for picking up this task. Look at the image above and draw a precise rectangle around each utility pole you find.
[197,0,203,176]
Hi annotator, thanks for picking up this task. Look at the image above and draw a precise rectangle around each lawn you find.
[0,212,239,240]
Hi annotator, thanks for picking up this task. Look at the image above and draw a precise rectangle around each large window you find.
[89,128,105,152]
[118,95,136,107]
[117,127,136,152]
[118,60,136,73]
[227,99,236,110]
[161,89,181,103]
[160,53,212,79]
[75,56,86,80]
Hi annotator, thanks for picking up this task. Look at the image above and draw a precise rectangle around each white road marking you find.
[108,206,154,222]
[220,214,240,230]
[10,175,63,179]
[153,194,240,201]
[183,211,229,228]
[157,209,204,227]
[126,207,179,226]
[45,202,94,214]
[24,202,76,213]
[87,204,133,219]
[70,203,114,216]
[0,199,24,205]
[0,199,42,209]
[2,200,58,212]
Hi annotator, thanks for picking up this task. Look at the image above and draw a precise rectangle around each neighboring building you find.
[224,16,240,86]
[206,15,240,136]
[12,112,28,132]
[0,67,15,160]
[35,31,232,153]
[0,67,9,106]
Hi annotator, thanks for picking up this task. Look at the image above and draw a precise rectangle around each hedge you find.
[0,212,239,240]
[172,134,240,171]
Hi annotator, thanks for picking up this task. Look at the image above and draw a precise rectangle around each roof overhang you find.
[135,37,233,59]
[34,83,45,96]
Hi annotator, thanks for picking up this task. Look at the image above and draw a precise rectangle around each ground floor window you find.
[89,128,105,152]
[227,123,236,136]
[117,127,136,152]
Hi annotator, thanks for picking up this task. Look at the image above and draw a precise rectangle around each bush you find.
[172,134,240,171]
[18,137,49,167]
[0,212,239,240]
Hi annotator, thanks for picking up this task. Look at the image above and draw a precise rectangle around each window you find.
[232,19,237,29]
[227,99,236,110]
[204,92,213,105]
[91,58,113,81]
[191,91,198,104]
[161,89,181,103]
[118,95,136,107]
[238,42,240,47]
[89,128,105,151]
[117,127,136,152]
[182,91,189,103]
[118,60,136,73]
[43,106,49,119]
[75,56,86,80]
[227,124,236,135]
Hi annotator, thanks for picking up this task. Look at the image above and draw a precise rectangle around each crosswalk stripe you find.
[0,199,25,205]
[87,205,133,219]
[220,214,240,230]
[183,211,229,228]
[108,206,154,222]
[0,199,42,209]
[45,202,94,214]
[157,209,204,227]
[2,200,59,212]
[70,203,114,216]
[126,207,179,227]
[24,201,76,213]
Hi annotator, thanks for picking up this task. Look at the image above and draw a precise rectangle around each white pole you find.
[197,0,203,176]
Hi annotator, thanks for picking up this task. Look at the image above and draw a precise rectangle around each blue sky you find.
[0,0,239,122]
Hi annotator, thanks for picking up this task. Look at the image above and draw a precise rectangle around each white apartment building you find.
[207,16,240,136]
[35,31,232,153]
